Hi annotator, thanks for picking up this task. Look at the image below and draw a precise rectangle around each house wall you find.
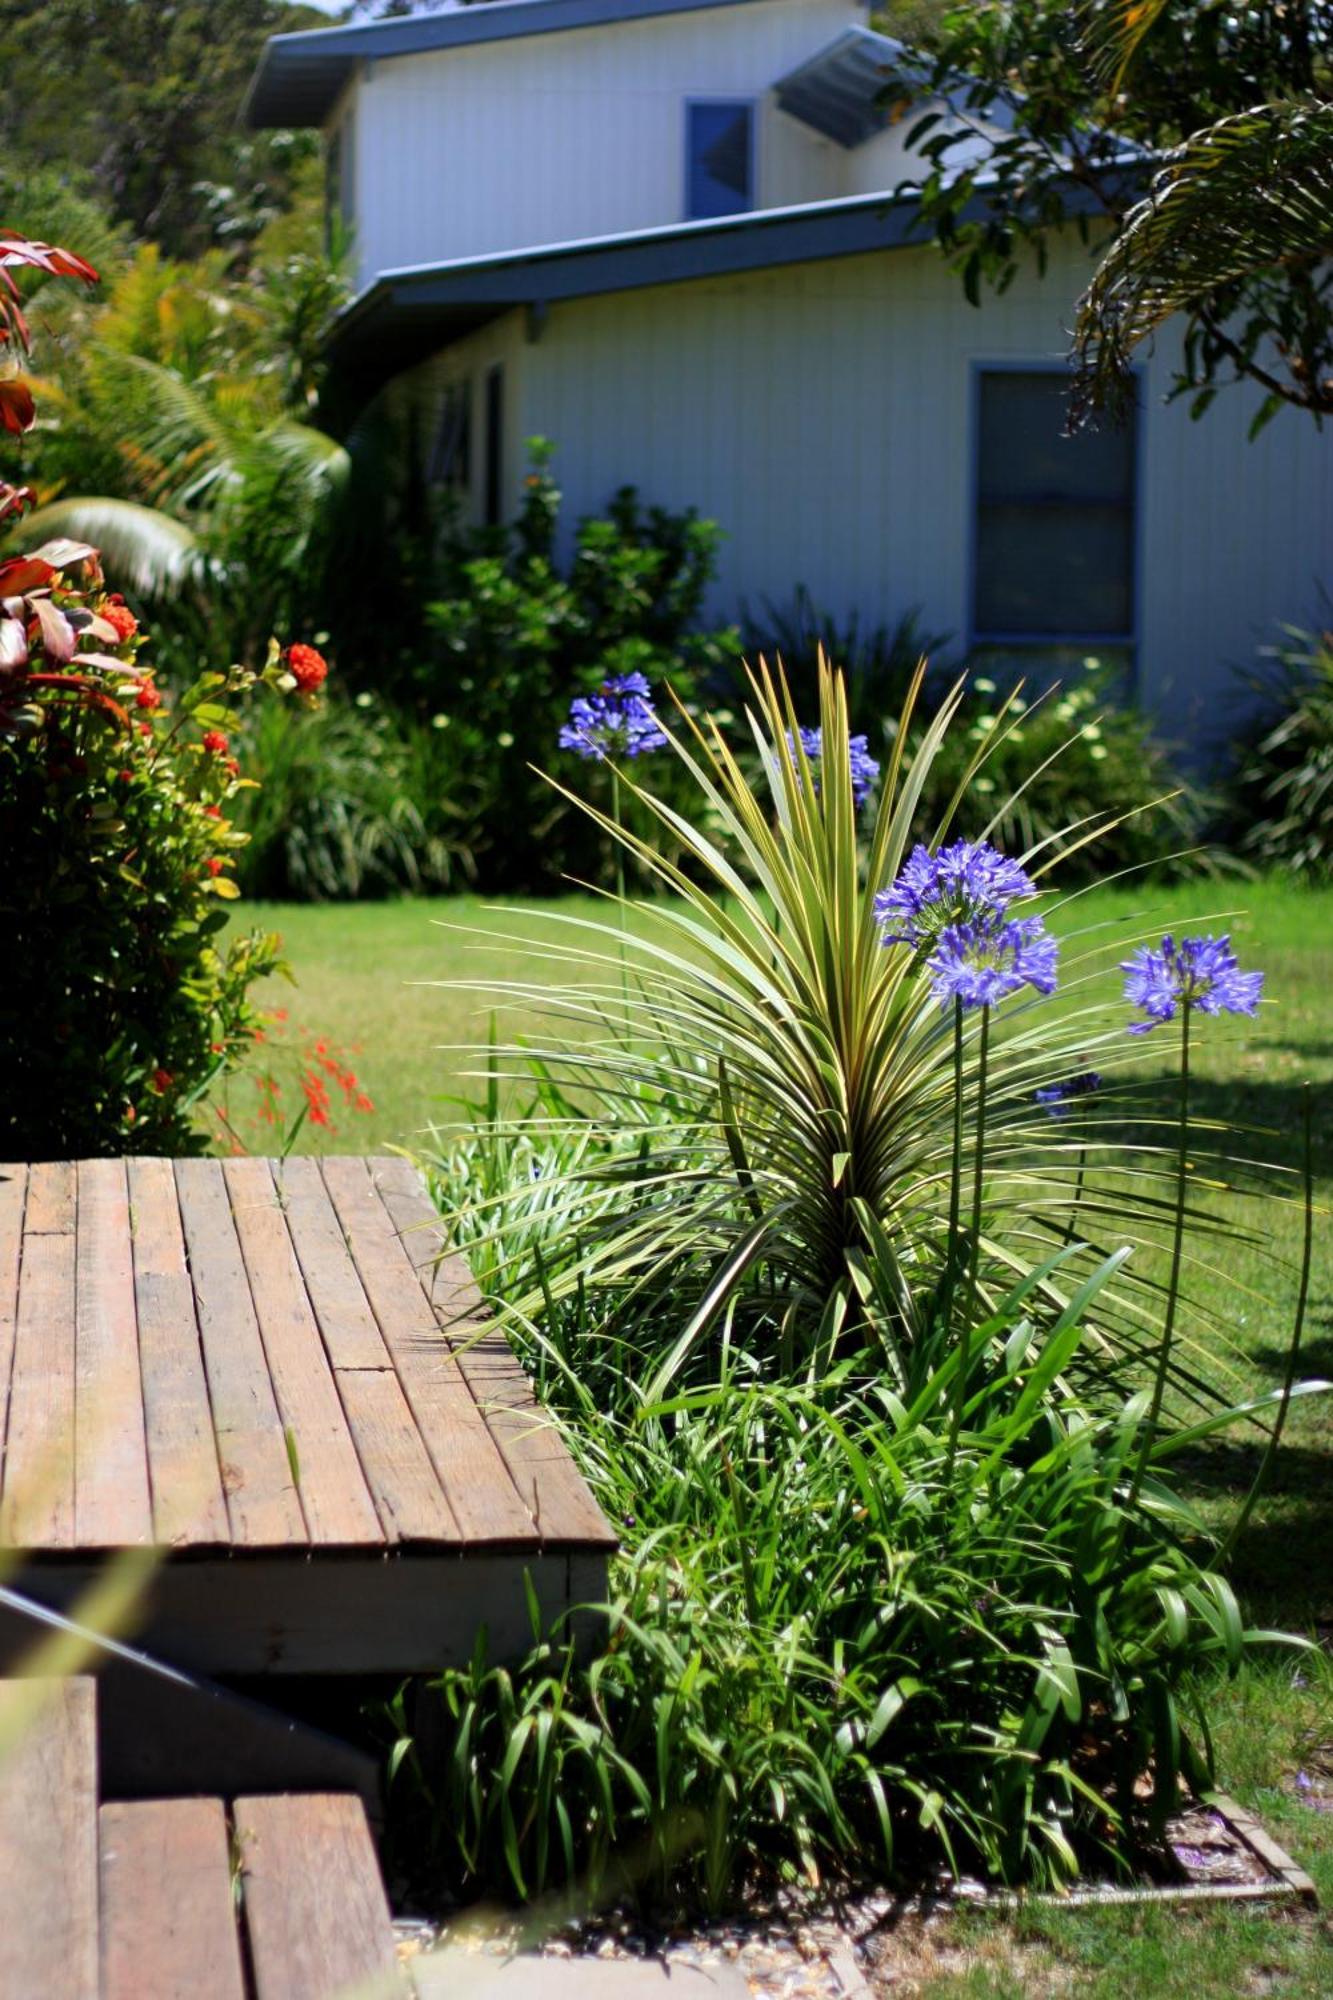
[349,0,857,286]
[497,237,1330,748]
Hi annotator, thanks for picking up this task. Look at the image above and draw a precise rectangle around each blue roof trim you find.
[245,0,818,129]
[327,174,1129,384]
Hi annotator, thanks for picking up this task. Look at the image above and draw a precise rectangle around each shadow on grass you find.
[1098,1073,1332,1183]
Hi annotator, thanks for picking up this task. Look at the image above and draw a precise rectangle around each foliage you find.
[413,444,741,891]
[0,225,312,1155]
[230,694,476,901]
[900,663,1210,883]
[901,0,1333,428]
[0,556,293,1156]
[391,663,1319,1905]
[740,583,950,735]
[0,1,326,259]
[1229,627,1333,880]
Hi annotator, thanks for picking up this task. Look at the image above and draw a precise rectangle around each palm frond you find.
[13,497,208,597]
[1079,0,1173,92]
[1071,101,1333,422]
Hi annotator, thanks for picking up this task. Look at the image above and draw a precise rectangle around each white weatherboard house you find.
[247,0,1333,747]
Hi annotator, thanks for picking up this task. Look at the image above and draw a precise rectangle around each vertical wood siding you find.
[352,0,855,287]
[468,237,1330,745]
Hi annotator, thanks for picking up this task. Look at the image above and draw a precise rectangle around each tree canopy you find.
[897,0,1333,431]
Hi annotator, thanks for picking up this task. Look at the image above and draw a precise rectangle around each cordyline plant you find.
[0,225,328,1155]
[416,655,1323,1898]
[446,656,1288,1414]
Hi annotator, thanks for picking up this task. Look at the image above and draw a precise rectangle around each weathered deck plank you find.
[236,1792,399,2000]
[374,1155,617,1549]
[1,1162,77,1548]
[224,1157,383,1547]
[174,1159,307,1549]
[0,1677,99,2000]
[322,1156,538,1547]
[99,1797,246,2000]
[0,1165,27,1511]
[280,1155,461,1545]
[74,1159,153,1548]
[128,1157,231,1547]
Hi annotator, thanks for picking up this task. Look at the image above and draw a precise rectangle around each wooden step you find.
[0,1677,99,2000]
[99,1797,246,2000]
[235,1791,400,2000]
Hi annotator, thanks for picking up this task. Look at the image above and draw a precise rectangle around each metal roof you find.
[325,173,1123,388]
[245,0,803,129]
[773,26,928,148]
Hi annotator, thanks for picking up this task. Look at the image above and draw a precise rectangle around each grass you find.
[226,874,1333,1990]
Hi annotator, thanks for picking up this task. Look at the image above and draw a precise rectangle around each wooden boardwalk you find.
[0,1157,615,1674]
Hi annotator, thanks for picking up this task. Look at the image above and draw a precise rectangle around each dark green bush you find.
[231,694,475,901]
[1229,626,1333,878]
[412,442,740,891]
[740,583,950,733]
[0,563,285,1157]
[900,661,1210,880]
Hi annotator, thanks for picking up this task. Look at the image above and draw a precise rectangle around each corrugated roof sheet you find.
[773,26,926,148]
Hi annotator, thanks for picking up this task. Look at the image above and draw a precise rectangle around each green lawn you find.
[227,879,1333,1993]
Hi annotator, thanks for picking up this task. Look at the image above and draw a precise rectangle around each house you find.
[246,0,1333,748]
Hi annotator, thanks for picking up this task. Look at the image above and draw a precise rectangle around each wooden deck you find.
[0,1157,615,1674]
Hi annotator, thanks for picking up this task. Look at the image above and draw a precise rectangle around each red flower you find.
[152,1068,173,1093]
[138,721,154,738]
[103,601,138,643]
[118,768,134,783]
[205,856,225,877]
[285,642,328,694]
[201,729,229,755]
[203,803,222,819]
[135,681,160,711]
[224,757,240,778]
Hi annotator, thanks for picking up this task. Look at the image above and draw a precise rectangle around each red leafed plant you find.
[0,225,331,1157]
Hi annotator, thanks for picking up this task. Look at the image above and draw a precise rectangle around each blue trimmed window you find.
[973,370,1136,645]
[686,101,754,220]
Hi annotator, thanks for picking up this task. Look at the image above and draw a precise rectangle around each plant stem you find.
[610,765,630,1023]
[1062,1142,1087,1244]
[942,995,964,1329]
[949,1000,989,1471]
[1127,999,1192,1515]
[1220,1082,1315,1565]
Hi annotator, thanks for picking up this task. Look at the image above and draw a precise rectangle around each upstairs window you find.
[972,369,1137,646]
[686,101,754,220]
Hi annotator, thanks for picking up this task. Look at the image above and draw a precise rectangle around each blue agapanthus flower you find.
[1035,1070,1103,1118]
[1121,933,1264,1035]
[926,913,1059,1011]
[559,673,667,761]
[787,726,881,807]
[875,839,1038,950]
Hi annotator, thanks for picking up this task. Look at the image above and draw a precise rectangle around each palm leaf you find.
[1071,101,1333,422]
[13,497,207,597]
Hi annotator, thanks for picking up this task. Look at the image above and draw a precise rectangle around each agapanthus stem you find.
[1062,1143,1087,1245]
[1220,1082,1314,1565]
[610,765,630,1021]
[1128,997,1192,1514]
[942,995,964,1326]
[949,1000,990,1470]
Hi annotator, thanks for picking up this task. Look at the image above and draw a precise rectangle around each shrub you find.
[0,563,296,1155]
[900,661,1210,883]
[395,662,1314,1907]
[230,694,474,901]
[1230,625,1333,879]
[740,583,950,733]
[412,442,740,891]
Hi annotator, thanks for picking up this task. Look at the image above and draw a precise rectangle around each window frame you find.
[966,360,1143,657]
[683,97,757,223]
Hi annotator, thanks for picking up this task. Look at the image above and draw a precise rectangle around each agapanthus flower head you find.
[876,838,1038,950]
[559,674,667,761]
[786,726,881,807]
[1121,933,1263,1035]
[1035,1070,1103,1118]
[926,912,1059,1011]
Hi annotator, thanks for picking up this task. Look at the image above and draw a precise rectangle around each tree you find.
[0,1,330,259]
[898,0,1333,431]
